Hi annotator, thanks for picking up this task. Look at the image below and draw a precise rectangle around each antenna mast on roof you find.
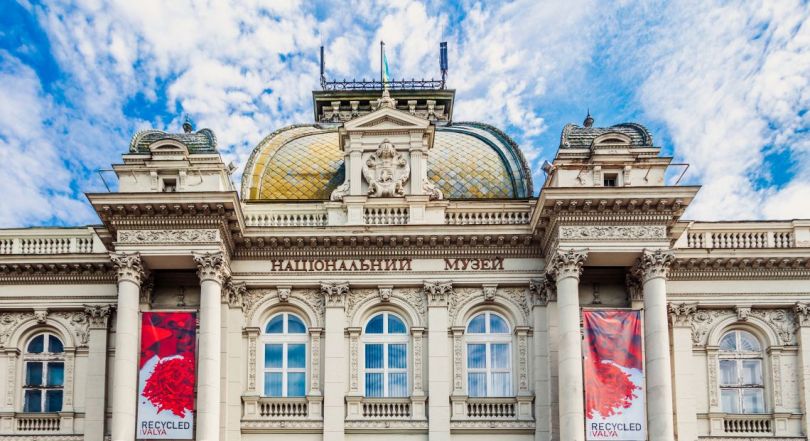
[440,42,448,89]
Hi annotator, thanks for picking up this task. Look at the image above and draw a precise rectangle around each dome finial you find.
[583,109,594,128]
[182,115,194,133]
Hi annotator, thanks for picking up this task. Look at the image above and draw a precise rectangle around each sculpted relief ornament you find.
[110,252,147,285]
[118,229,218,243]
[559,225,666,240]
[362,139,409,198]
[321,282,350,307]
[545,248,588,281]
[636,249,675,282]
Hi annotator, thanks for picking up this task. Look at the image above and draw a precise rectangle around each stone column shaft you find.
[547,249,587,441]
[424,282,452,441]
[639,250,676,441]
[84,305,113,441]
[109,253,145,441]
[194,252,228,441]
[322,282,349,441]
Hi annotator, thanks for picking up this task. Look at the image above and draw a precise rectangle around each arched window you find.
[363,312,408,397]
[23,332,65,412]
[719,330,765,413]
[466,312,512,397]
[262,312,307,397]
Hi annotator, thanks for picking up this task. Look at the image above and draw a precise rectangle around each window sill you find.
[704,412,800,437]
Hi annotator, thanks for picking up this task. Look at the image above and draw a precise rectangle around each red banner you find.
[583,310,646,440]
[137,312,196,439]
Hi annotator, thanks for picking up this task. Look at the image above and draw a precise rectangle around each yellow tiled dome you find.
[241,123,532,200]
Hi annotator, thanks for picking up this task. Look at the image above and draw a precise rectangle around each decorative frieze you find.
[0,312,30,347]
[749,309,797,345]
[117,229,218,243]
[309,328,322,394]
[670,256,810,280]
[53,311,90,347]
[558,225,666,240]
[451,327,465,394]
[245,327,260,392]
[348,327,361,393]
[690,309,730,345]
[515,327,530,393]
[412,327,425,395]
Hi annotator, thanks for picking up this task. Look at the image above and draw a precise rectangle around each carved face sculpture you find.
[362,139,410,197]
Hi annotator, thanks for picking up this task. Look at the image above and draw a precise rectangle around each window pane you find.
[741,360,762,385]
[388,315,407,334]
[264,372,283,396]
[742,389,765,413]
[467,314,486,334]
[266,315,284,334]
[366,314,384,334]
[45,390,63,412]
[491,344,510,369]
[287,372,306,397]
[48,336,64,353]
[389,344,407,369]
[491,372,512,396]
[24,390,42,412]
[719,333,736,352]
[389,373,408,397]
[365,344,383,369]
[739,331,761,352]
[287,315,307,334]
[28,335,44,353]
[721,389,740,413]
[265,344,283,368]
[467,344,486,369]
[490,315,509,334]
[26,362,43,386]
[719,360,737,385]
[365,373,383,397]
[468,372,487,397]
[47,362,64,386]
[288,344,306,369]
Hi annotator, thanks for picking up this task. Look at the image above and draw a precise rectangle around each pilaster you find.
[795,302,810,438]
[321,282,348,441]
[424,281,452,441]
[530,278,553,440]
[84,305,113,441]
[668,302,698,441]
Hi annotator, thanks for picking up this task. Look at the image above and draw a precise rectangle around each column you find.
[321,282,349,441]
[530,278,554,440]
[546,249,587,441]
[424,281,453,441]
[795,303,810,438]
[638,249,676,441]
[109,252,146,441]
[193,252,229,441]
[668,303,698,441]
[84,305,114,441]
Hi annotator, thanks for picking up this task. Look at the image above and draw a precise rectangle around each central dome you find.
[242,122,533,201]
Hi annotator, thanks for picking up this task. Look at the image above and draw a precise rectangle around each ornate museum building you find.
[1,73,810,441]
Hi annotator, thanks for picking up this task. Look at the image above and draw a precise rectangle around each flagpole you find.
[380,41,384,85]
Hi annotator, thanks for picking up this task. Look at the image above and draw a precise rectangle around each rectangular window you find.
[365,373,384,397]
[742,389,765,413]
[24,390,42,412]
[264,372,282,396]
[161,178,177,192]
[287,372,306,397]
[45,391,63,413]
[46,362,64,387]
[603,174,618,187]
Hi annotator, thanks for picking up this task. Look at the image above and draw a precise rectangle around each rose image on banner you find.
[136,312,196,439]
[583,310,646,441]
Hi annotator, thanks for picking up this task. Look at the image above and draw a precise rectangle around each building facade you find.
[1,83,809,441]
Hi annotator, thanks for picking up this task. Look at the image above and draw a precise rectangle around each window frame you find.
[260,312,308,397]
[718,329,766,414]
[465,311,513,397]
[22,332,65,413]
[361,311,409,398]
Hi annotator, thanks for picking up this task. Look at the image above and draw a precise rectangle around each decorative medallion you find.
[362,139,409,197]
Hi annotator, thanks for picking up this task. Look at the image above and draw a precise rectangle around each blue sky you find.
[1,0,809,227]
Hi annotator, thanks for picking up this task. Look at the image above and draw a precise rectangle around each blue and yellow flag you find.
[382,49,391,85]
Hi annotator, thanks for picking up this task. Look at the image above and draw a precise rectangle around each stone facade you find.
[0,88,809,441]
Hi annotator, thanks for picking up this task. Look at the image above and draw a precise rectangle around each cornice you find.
[0,261,114,285]
[670,256,810,280]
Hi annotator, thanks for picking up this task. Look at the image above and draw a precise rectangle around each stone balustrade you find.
[14,414,61,432]
[364,206,410,225]
[445,206,531,225]
[359,398,412,419]
[722,414,772,434]
[0,228,103,255]
[677,221,810,249]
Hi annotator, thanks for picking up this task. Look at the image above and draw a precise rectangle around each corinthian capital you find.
[110,252,147,285]
[84,304,115,329]
[424,281,453,306]
[795,302,810,327]
[193,251,229,284]
[545,249,588,282]
[668,302,697,327]
[637,249,675,282]
[321,282,350,307]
